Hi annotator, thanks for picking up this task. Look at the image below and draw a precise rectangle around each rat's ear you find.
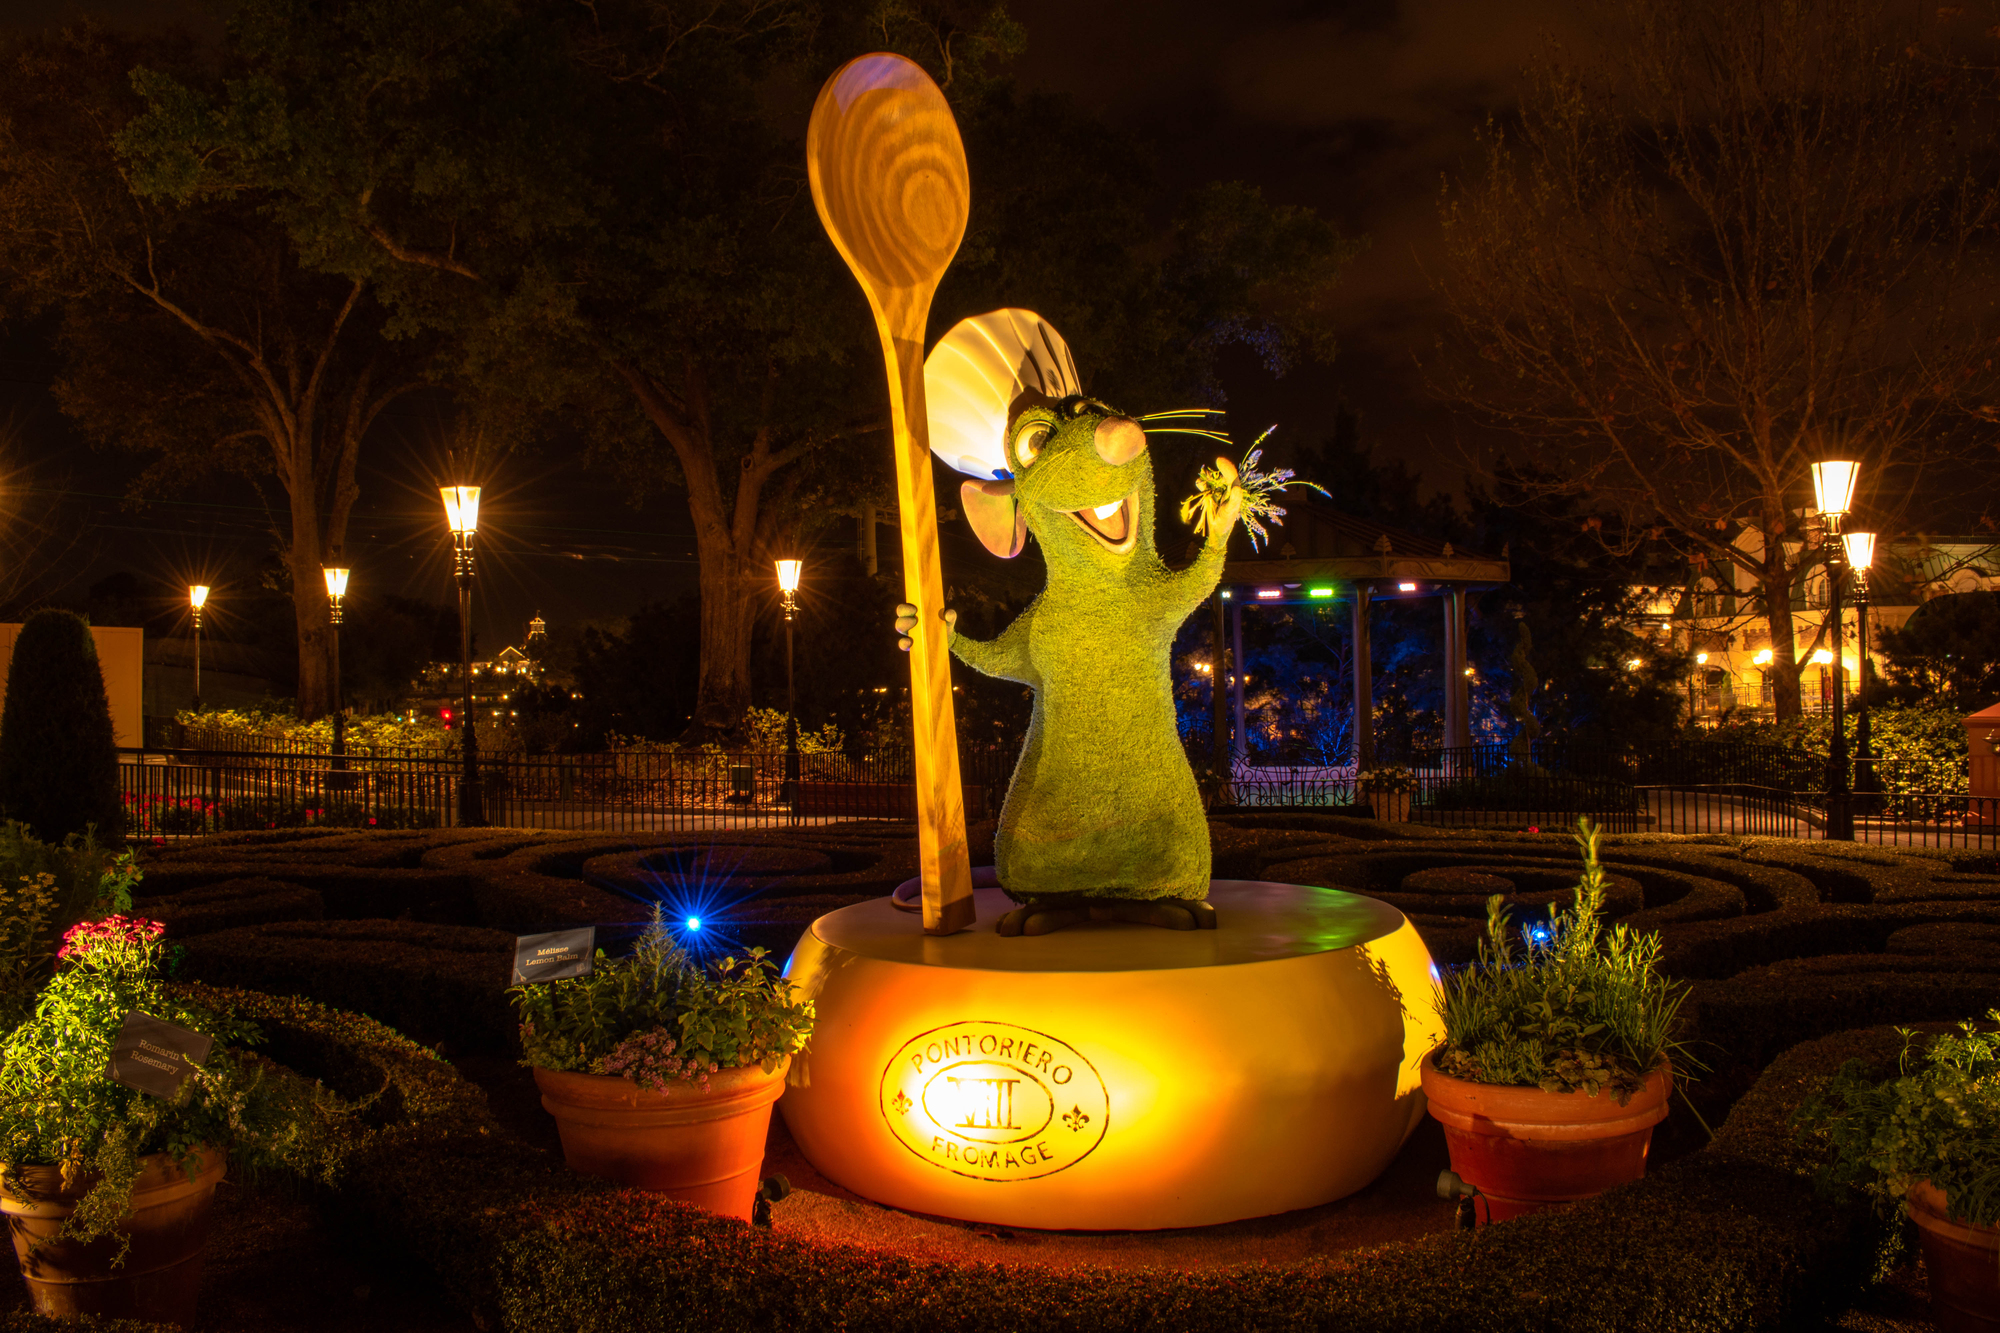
[962,479,1025,558]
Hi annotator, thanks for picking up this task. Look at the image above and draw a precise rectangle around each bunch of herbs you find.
[511,908,812,1085]
[1432,818,1695,1099]
[1795,1015,2000,1227]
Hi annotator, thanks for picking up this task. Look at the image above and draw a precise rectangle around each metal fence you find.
[119,744,1018,836]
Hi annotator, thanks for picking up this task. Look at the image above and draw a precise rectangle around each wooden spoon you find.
[807,54,975,936]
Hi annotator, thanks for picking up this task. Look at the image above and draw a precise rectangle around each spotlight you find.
[686,917,702,931]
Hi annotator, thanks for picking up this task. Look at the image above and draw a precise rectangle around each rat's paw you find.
[894,604,956,651]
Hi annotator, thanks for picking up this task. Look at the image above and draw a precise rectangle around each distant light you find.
[189,584,210,610]
[322,566,350,598]
[686,917,702,931]
[1220,590,1232,599]
[1811,649,1833,665]
[1844,531,1876,571]
[1308,587,1333,598]
[1463,667,1475,677]
[1753,649,1774,665]
[1695,652,1709,665]
[1257,588,1281,599]
[775,558,803,593]
[1626,658,1642,670]
[1397,582,1418,592]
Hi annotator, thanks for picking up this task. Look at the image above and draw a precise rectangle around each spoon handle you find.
[874,327,977,935]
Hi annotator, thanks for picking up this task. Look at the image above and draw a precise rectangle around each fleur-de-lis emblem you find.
[1062,1104,1090,1132]
[891,1090,913,1115]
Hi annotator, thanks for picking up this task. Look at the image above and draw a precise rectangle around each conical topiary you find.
[0,610,122,842]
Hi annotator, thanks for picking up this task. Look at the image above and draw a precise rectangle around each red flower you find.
[58,915,166,960]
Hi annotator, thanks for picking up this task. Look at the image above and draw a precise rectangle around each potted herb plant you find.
[511,910,813,1221]
[0,914,318,1325]
[1795,1016,2000,1333]
[1356,765,1417,822]
[1422,819,1695,1221]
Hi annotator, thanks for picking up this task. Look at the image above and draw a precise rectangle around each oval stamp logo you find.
[880,1021,1109,1182]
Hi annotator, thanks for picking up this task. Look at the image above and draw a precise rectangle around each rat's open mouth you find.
[1062,494,1135,551]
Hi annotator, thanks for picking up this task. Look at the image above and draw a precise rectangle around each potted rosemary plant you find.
[1355,765,1418,822]
[0,914,319,1325]
[511,909,814,1220]
[1423,819,1695,1221]
[1795,1016,2000,1333]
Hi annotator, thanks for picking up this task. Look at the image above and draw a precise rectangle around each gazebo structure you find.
[1211,503,1510,766]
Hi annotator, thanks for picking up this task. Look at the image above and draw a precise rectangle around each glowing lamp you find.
[1754,649,1775,665]
[1626,658,1642,670]
[440,485,482,535]
[1812,649,1834,665]
[1397,582,1418,592]
[775,559,803,594]
[189,585,209,610]
[1810,460,1859,524]
[1696,652,1709,665]
[1463,666,1475,677]
[1843,531,1876,572]
[1220,590,1232,599]
[1256,588,1281,599]
[686,917,702,931]
[1308,587,1333,598]
[323,567,350,598]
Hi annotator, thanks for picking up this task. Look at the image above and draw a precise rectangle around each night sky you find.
[1,0,1591,657]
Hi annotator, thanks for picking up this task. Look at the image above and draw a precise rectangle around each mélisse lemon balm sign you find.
[881,1021,1108,1181]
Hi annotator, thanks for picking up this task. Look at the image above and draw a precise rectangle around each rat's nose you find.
[1094,416,1147,465]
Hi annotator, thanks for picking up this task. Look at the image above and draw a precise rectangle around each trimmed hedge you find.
[176,921,517,1056]
[147,877,323,936]
[324,1025,1893,1333]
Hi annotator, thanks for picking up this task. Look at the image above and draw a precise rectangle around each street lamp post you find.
[188,585,209,714]
[1844,531,1880,814]
[324,567,350,772]
[442,486,486,827]
[1812,460,1859,841]
[776,557,803,810]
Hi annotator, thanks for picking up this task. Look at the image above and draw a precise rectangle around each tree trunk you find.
[688,527,757,741]
[1759,537,1802,722]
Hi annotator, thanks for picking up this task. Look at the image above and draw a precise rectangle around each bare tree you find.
[1433,0,2000,719]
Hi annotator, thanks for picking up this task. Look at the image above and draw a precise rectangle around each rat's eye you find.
[1013,421,1050,467]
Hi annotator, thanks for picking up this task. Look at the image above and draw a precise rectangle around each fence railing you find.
[119,744,1018,837]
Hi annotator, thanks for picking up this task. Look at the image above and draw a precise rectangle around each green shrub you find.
[0,916,335,1257]
[0,609,121,842]
[1433,819,1696,1095]
[511,908,811,1084]
[1795,1011,2000,1226]
[176,920,517,1056]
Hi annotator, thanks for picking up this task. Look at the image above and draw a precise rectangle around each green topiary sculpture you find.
[0,610,122,843]
[899,311,1253,936]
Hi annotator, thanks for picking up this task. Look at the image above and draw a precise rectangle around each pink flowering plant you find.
[0,913,329,1261]
[511,907,812,1089]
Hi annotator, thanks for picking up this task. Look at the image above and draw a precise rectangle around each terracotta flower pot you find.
[1420,1053,1670,1222]
[534,1058,789,1221]
[1909,1181,2000,1333]
[2,1144,226,1327]
[1362,790,1411,822]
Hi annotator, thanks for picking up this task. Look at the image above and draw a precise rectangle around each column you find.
[1230,598,1248,761]
[1352,586,1373,770]
[1444,588,1470,750]
[1210,589,1231,773]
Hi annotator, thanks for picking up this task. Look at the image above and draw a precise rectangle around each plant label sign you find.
[513,928,595,986]
[108,1011,214,1099]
